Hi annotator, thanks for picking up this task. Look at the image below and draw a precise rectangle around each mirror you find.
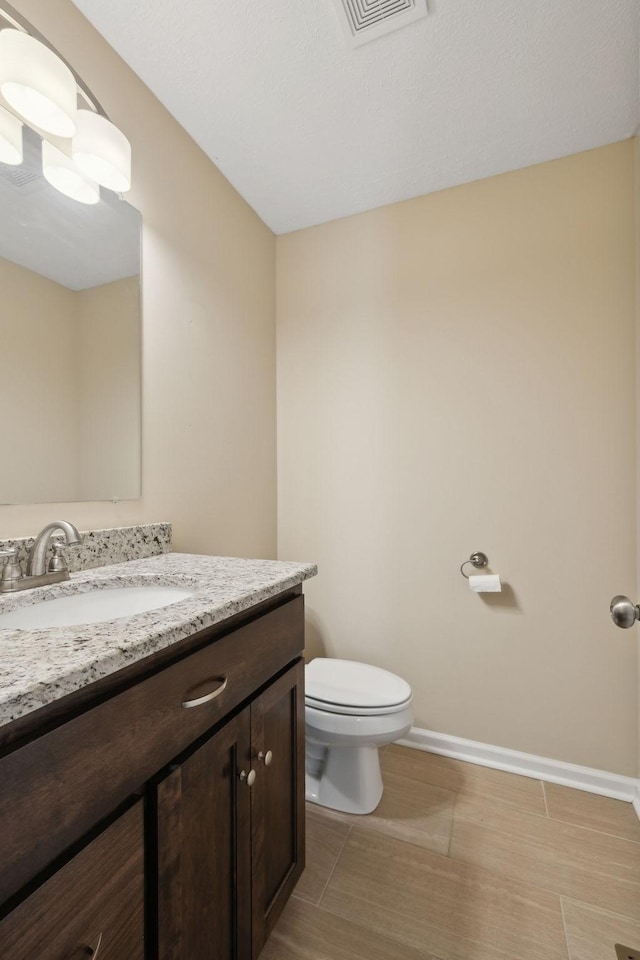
[0,124,141,505]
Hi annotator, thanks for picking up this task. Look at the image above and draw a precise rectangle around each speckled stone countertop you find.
[0,553,317,729]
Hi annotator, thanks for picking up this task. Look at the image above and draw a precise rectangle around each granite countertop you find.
[0,552,317,729]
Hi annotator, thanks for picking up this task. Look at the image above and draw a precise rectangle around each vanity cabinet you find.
[0,589,306,960]
[155,661,304,960]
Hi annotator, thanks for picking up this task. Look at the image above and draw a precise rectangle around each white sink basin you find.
[0,585,194,629]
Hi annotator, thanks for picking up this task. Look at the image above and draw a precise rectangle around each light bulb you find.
[0,29,77,137]
[72,109,131,192]
[42,140,99,205]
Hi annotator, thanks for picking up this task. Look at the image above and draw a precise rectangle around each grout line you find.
[482,800,640,844]
[562,894,640,923]
[317,824,352,906]
[542,812,640,846]
[291,891,316,906]
[559,896,572,960]
[446,790,458,858]
[457,779,640,846]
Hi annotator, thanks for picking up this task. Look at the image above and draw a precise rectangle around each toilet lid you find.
[305,658,411,710]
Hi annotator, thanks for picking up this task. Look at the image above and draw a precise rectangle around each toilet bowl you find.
[305,658,413,815]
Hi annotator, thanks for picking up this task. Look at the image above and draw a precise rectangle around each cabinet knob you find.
[84,932,103,957]
[239,768,256,787]
[257,750,273,767]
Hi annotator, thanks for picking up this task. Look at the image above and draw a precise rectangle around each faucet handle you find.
[0,548,23,585]
[49,542,70,574]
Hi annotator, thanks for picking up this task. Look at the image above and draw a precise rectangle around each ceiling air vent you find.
[332,0,428,47]
[0,163,40,189]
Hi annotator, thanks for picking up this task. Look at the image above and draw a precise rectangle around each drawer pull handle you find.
[240,768,256,787]
[257,750,273,766]
[84,932,103,957]
[181,677,228,709]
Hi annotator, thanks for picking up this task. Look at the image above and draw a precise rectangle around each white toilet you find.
[305,658,413,815]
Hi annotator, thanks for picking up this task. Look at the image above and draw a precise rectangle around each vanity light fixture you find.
[0,3,132,199]
[72,109,131,192]
[0,101,21,164]
[42,139,100,205]
[0,28,77,137]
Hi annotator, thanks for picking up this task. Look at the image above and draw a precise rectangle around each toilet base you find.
[305,744,383,815]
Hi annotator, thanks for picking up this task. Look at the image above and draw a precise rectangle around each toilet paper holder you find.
[460,552,489,578]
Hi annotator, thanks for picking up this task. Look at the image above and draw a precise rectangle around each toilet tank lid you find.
[305,658,411,709]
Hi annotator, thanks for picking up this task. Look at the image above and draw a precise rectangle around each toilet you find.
[305,658,413,815]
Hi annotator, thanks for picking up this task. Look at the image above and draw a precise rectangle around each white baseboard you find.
[397,727,640,805]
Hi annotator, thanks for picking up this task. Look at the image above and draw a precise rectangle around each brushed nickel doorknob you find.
[610,595,640,629]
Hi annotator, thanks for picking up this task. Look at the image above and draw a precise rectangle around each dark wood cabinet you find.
[156,710,252,960]
[0,801,144,960]
[154,660,305,960]
[251,660,305,957]
[0,592,305,960]
[0,596,304,905]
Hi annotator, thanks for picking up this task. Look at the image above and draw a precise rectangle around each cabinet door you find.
[0,801,144,960]
[155,710,252,960]
[251,660,305,958]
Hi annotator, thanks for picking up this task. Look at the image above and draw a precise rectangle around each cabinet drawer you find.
[0,801,144,960]
[0,594,304,903]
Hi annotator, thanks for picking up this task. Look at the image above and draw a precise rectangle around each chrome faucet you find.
[0,521,82,593]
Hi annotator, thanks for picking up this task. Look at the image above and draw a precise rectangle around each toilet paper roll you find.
[469,574,502,593]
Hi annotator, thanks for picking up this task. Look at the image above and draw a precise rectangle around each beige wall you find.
[277,141,638,776]
[76,277,141,501]
[0,258,79,503]
[0,0,277,559]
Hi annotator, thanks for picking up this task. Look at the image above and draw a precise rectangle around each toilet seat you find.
[305,695,412,716]
[305,658,412,716]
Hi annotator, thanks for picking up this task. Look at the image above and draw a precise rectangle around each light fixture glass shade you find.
[42,140,99,205]
[0,29,77,137]
[72,109,131,192]
[0,104,22,164]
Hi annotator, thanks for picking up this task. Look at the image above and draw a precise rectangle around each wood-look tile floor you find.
[262,745,640,960]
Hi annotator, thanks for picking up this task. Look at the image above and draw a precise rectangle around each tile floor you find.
[263,744,640,960]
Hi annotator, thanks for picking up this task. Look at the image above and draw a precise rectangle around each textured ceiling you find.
[71,0,639,234]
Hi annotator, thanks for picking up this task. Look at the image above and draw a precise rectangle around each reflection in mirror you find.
[0,124,141,505]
